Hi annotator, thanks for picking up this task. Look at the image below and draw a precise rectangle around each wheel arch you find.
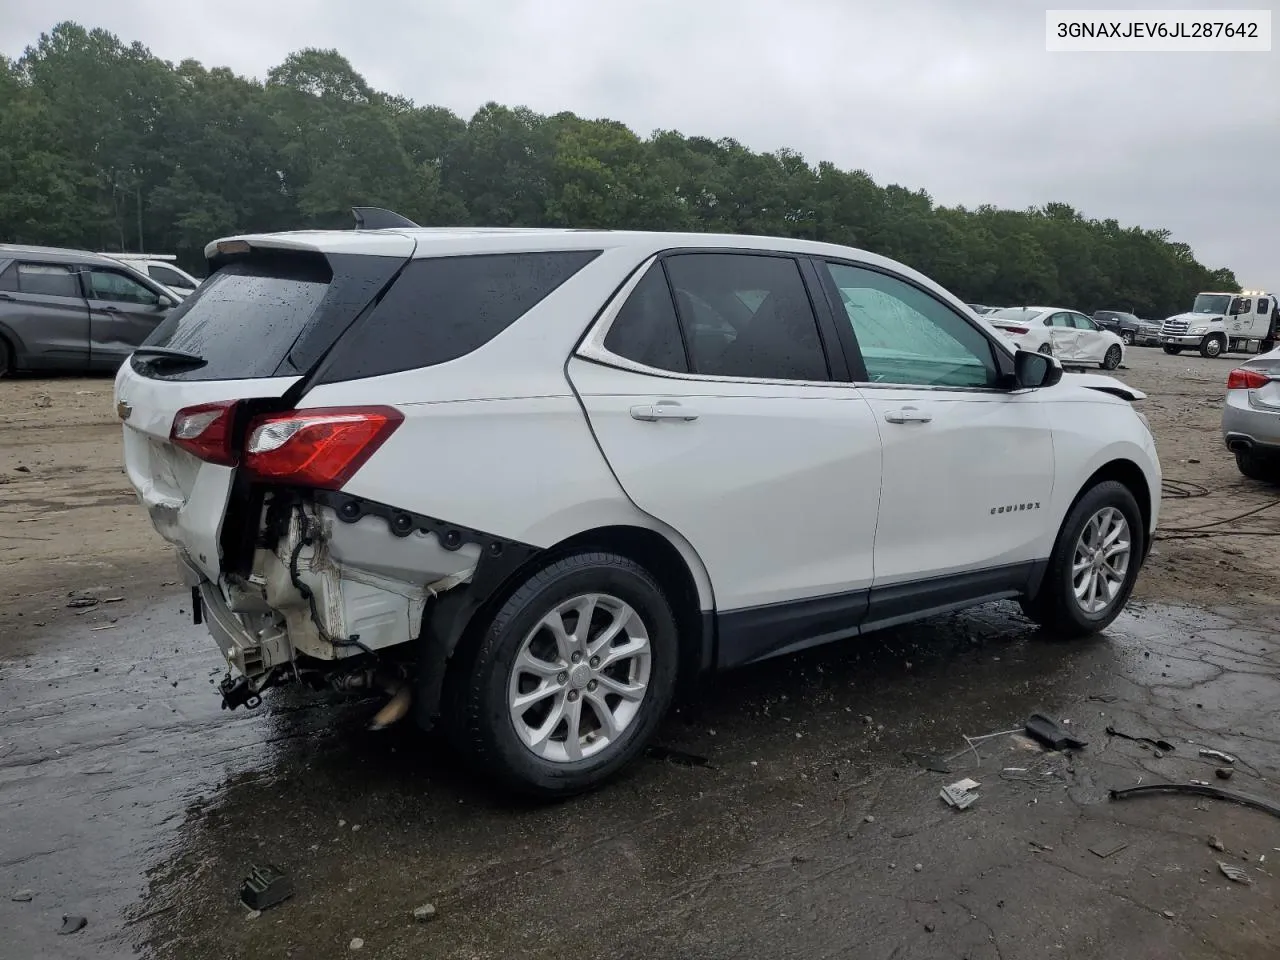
[1067,457,1153,557]
[418,521,715,730]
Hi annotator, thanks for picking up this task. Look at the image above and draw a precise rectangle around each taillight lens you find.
[170,401,239,466]
[1003,326,1029,335]
[243,406,403,489]
[1227,368,1270,390]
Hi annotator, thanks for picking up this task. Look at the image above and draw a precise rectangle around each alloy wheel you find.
[1071,507,1131,615]
[507,593,652,763]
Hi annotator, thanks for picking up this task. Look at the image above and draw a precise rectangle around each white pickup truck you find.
[1161,290,1278,358]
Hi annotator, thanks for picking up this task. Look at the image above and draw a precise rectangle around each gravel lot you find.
[2,346,1279,960]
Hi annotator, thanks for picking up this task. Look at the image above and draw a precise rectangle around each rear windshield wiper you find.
[131,346,208,369]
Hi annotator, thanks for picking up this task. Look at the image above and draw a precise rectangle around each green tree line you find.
[1,21,1237,319]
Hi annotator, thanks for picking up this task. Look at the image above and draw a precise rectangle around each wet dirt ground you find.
[3,347,1280,959]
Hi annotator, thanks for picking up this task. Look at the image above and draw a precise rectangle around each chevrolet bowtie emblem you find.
[116,400,133,421]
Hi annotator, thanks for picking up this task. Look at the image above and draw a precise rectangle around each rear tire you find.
[1101,345,1122,370]
[1163,345,1181,355]
[0,337,11,378]
[1121,331,1135,346]
[1236,450,1280,485]
[1200,335,1225,358]
[445,551,679,798]
[1020,480,1144,639]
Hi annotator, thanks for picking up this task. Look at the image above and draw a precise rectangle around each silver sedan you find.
[1222,346,1280,483]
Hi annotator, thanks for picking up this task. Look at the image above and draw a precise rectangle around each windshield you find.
[1193,294,1232,314]
[988,308,1045,323]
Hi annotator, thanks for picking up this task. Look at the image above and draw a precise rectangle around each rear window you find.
[0,262,81,298]
[141,256,331,381]
[317,250,601,383]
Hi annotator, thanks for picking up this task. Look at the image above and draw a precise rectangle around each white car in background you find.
[986,306,1126,370]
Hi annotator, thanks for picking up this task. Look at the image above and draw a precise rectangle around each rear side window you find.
[142,256,331,380]
[602,264,689,373]
[320,250,601,382]
[663,253,830,382]
[2,262,81,298]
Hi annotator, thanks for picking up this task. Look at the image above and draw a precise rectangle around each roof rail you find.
[351,206,420,230]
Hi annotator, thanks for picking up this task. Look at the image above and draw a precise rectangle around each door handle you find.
[630,401,698,422]
[883,406,932,424]
[104,305,120,313]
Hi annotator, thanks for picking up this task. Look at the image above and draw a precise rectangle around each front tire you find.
[1020,480,1144,638]
[1201,335,1225,358]
[1163,345,1182,355]
[1101,345,1122,370]
[447,551,679,798]
[1236,450,1280,484]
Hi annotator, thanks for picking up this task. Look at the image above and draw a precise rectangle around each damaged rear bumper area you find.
[183,491,538,722]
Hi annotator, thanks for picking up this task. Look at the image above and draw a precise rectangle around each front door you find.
[1071,313,1107,363]
[570,252,884,666]
[83,267,172,370]
[816,259,1055,620]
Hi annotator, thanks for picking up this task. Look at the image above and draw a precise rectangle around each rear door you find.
[83,266,174,370]
[114,243,413,582]
[570,251,884,666]
[0,260,91,371]
[1047,312,1079,359]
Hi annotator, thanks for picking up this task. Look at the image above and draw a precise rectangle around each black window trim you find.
[812,255,1017,394]
[577,247,852,388]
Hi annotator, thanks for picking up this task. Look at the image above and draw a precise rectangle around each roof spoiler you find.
[351,206,420,230]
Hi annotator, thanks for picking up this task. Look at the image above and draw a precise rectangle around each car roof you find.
[204,226,927,275]
[0,243,128,268]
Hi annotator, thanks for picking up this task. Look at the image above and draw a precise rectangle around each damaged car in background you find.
[115,209,1161,797]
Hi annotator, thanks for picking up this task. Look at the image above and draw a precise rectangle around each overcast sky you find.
[3,0,1277,287]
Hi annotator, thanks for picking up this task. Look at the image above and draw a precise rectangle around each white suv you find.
[114,219,1161,796]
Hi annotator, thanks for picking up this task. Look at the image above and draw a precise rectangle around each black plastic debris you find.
[1025,713,1087,751]
[58,916,87,935]
[239,865,294,911]
[1105,725,1174,752]
[1089,840,1128,859]
[1110,783,1280,819]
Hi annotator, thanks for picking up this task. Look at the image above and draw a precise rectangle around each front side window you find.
[602,264,689,373]
[824,262,996,388]
[88,269,161,305]
[1234,298,1252,315]
[1071,314,1097,330]
[149,264,188,287]
[662,253,829,382]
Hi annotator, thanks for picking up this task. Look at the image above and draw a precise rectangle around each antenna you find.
[351,207,420,230]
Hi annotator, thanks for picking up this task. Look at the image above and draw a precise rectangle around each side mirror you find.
[1014,349,1063,389]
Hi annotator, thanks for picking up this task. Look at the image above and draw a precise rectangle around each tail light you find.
[243,406,403,489]
[1227,368,1270,390]
[1001,326,1029,335]
[170,401,239,466]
